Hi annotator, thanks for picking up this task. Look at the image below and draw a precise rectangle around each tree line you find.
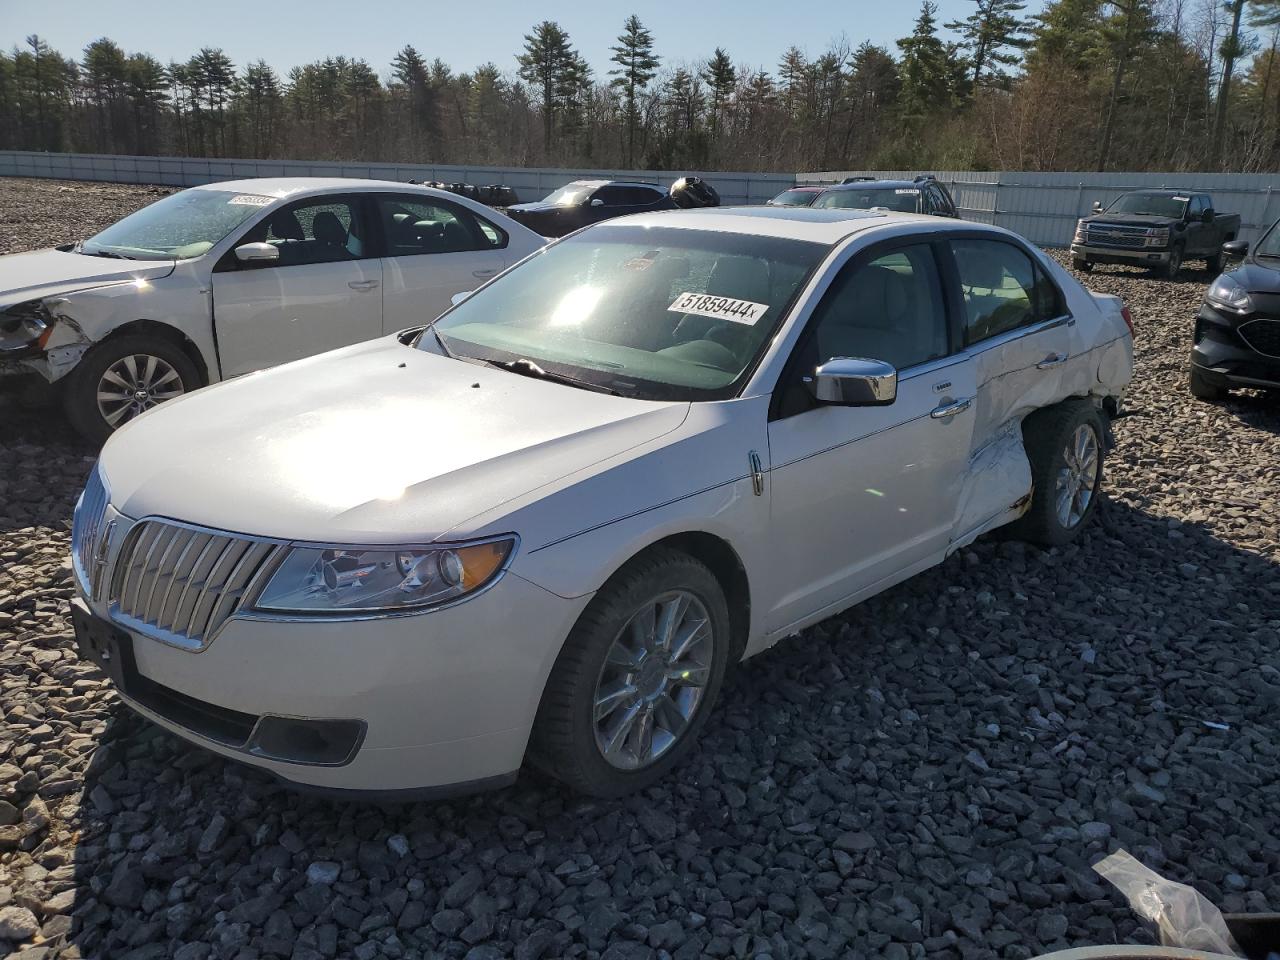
[3,0,1280,174]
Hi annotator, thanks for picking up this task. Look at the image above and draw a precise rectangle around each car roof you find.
[567,179,662,190]
[609,205,964,244]
[1125,188,1199,195]
[823,179,928,192]
[779,186,825,192]
[188,177,468,200]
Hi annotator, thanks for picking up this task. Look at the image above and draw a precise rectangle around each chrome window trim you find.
[962,314,1075,358]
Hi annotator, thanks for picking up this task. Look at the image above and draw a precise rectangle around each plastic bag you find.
[1094,849,1241,955]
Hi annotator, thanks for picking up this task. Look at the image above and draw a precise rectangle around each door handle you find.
[1036,352,1068,369]
[931,397,973,419]
[472,268,497,279]
[348,279,380,291]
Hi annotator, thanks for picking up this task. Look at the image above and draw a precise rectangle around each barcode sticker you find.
[228,194,273,206]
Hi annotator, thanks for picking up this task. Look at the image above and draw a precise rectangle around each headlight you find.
[1205,274,1252,314]
[1146,227,1170,246]
[1073,223,1086,243]
[252,536,516,614]
[0,298,51,352]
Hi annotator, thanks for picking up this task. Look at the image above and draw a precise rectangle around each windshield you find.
[81,189,273,260]
[1105,193,1188,218]
[812,187,919,213]
[543,184,599,207]
[1256,221,1280,258]
[770,189,819,207]
[429,225,827,401]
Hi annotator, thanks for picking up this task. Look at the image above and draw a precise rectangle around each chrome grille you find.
[111,520,279,648]
[1239,319,1280,358]
[71,466,109,596]
[1086,225,1147,248]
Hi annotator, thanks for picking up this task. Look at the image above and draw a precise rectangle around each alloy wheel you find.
[1054,423,1100,529]
[96,354,185,428]
[592,590,714,771]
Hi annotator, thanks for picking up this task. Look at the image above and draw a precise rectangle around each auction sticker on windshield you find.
[669,292,769,325]
[227,194,274,206]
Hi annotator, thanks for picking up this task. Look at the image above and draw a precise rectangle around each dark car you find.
[1189,223,1280,401]
[766,186,826,207]
[505,180,676,237]
[808,176,959,218]
[1071,190,1241,279]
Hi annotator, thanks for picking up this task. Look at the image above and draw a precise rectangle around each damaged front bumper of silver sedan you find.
[0,298,89,384]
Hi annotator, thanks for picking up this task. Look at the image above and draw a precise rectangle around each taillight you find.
[1120,305,1134,337]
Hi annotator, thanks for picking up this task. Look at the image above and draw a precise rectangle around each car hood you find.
[0,249,176,309]
[99,336,689,543]
[1232,260,1280,294]
[507,202,566,215]
[1082,213,1172,227]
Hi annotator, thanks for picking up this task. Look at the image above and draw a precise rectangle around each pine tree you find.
[945,0,1035,91]
[517,20,578,157]
[609,15,660,167]
[81,38,127,151]
[701,47,736,137]
[391,45,438,158]
[896,1,954,124]
[1211,0,1258,166]
[1095,0,1158,169]
[123,53,168,154]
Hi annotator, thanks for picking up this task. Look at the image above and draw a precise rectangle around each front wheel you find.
[1162,245,1184,279]
[1072,257,1092,273]
[1206,249,1225,275]
[1008,403,1105,546]
[530,548,730,797]
[63,334,200,444]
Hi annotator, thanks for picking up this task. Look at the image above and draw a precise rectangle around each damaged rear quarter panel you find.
[950,252,1133,546]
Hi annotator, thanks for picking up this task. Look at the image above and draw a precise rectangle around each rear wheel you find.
[530,548,730,797]
[63,334,200,444]
[1008,402,1105,546]
[1189,366,1226,401]
[1072,257,1092,273]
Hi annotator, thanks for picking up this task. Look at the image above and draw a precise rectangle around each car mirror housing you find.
[1202,208,1215,223]
[234,242,279,264]
[809,357,898,406]
[1092,200,1104,213]
[450,290,474,307]
[1222,239,1249,260]
[590,198,605,207]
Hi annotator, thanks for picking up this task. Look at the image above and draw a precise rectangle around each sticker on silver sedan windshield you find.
[227,194,273,206]
[668,292,769,325]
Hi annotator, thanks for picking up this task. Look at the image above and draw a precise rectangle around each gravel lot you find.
[1,178,1278,960]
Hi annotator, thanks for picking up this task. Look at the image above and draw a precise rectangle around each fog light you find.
[249,716,365,765]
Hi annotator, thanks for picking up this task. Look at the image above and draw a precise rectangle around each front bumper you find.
[1190,304,1280,390]
[1071,243,1172,266]
[72,507,590,794]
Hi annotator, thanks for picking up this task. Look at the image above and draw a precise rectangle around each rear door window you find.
[375,195,506,256]
[951,239,1065,344]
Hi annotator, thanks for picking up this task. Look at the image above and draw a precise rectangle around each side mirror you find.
[808,357,897,406]
[234,242,279,264]
[450,290,474,307]
[1222,239,1248,260]
[1092,200,1103,214]
[590,198,605,207]
[1202,208,1215,223]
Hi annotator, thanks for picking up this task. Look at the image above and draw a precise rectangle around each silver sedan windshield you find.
[82,190,273,261]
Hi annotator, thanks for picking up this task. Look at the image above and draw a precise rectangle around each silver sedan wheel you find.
[593,590,714,771]
[96,354,186,428]
[1055,423,1100,529]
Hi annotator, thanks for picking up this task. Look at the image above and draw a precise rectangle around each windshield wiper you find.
[480,357,623,396]
[80,246,134,260]
[427,325,453,358]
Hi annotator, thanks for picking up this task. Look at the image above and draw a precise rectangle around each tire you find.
[529,548,731,797]
[1007,402,1106,547]
[1189,366,1226,401]
[1072,257,1092,273]
[1206,248,1226,275]
[63,334,201,445]
[1162,245,1184,279]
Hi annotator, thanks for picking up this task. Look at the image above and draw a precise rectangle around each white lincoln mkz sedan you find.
[70,207,1133,798]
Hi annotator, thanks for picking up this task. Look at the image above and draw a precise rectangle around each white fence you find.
[4,151,1279,247]
[0,150,794,208]
[799,169,1280,247]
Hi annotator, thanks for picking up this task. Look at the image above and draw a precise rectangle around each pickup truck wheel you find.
[1008,402,1105,547]
[1189,366,1226,401]
[529,548,730,797]
[1162,245,1184,279]
[63,334,200,445]
[1072,257,1092,273]
[1206,250,1225,274]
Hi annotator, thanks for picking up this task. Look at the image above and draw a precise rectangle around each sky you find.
[2,0,1049,79]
